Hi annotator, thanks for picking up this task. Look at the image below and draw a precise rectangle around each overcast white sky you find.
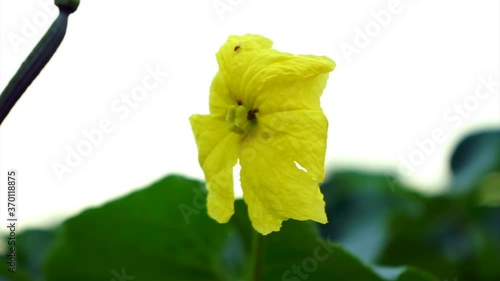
[0,0,499,232]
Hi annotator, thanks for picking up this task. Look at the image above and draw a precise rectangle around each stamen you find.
[226,103,257,135]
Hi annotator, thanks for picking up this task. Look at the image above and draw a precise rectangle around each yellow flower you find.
[190,34,335,235]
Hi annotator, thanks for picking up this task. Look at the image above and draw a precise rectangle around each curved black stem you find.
[0,8,70,126]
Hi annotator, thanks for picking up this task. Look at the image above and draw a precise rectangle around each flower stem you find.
[249,231,267,281]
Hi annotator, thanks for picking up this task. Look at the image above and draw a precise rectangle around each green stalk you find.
[249,231,267,281]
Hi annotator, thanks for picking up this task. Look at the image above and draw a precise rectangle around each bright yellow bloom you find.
[190,34,335,235]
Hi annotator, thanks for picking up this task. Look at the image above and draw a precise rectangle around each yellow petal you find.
[189,114,242,222]
[257,110,328,182]
[211,34,274,110]
[211,33,334,115]
[209,72,234,116]
[239,119,328,235]
[246,55,334,114]
[193,34,335,234]
[216,34,273,78]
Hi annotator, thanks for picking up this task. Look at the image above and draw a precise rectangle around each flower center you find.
[226,100,259,135]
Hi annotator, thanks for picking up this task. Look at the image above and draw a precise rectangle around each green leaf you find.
[1,229,56,281]
[450,129,500,193]
[478,172,500,206]
[44,175,231,281]
[232,200,438,281]
[318,171,424,263]
[0,267,33,281]
[262,220,384,281]
[44,174,438,281]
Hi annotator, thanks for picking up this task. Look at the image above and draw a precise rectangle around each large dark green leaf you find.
[44,174,437,281]
[44,175,232,281]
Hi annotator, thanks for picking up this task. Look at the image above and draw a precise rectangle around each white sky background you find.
[0,0,498,232]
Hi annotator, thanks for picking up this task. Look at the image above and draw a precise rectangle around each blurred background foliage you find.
[1,128,498,281]
[319,129,500,281]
